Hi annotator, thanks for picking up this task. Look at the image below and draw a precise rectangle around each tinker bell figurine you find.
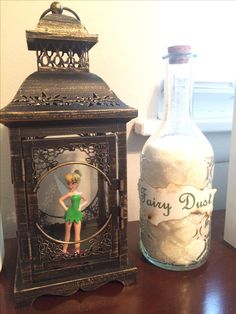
[59,169,88,255]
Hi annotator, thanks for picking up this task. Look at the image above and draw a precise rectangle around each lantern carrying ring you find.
[39,2,81,22]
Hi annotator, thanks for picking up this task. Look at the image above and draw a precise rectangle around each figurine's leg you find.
[74,221,81,253]
[63,221,72,253]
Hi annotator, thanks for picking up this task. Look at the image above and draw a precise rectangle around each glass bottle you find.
[139,45,217,271]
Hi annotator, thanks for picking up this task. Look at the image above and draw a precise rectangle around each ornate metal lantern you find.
[0,2,137,306]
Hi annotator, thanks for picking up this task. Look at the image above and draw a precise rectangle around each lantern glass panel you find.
[37,162,110,248]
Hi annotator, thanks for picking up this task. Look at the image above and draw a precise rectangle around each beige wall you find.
[0,1,162,238]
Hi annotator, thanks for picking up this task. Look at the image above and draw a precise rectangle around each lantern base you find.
[14,261,137,307]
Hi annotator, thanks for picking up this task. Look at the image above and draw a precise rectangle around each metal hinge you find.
[113,179,124,191]
[119,205,128,230]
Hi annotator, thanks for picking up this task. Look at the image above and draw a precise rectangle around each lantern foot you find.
[14,262,137,307]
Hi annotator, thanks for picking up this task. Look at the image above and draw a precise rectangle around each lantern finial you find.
[50,2,63,14]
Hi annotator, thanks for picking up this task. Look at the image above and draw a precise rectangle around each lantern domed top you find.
[26,1,98,53]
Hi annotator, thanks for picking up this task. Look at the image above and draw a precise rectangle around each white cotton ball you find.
[141,213,210,265]
[141,134,213,189]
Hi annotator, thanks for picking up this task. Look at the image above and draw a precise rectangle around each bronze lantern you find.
[0,2,138,306]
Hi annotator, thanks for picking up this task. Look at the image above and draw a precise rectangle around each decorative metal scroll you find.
[32,141,110,182]
[36,214,112,245]
[37,215,112,261]
[13,92,119,107]
[36,48,89,70]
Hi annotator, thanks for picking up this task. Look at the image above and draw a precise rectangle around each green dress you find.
[64,194,83,223]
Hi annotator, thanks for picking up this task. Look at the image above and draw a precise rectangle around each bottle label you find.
[139,179,217,226]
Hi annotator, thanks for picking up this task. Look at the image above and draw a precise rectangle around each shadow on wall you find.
[0,126,16,239]
[127,85,160,153]
[128,131,148,154]
[126,86,160,222]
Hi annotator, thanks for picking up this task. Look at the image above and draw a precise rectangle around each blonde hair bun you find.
[65,169,82,184]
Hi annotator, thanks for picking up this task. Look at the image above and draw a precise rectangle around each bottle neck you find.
[163,61,193,123]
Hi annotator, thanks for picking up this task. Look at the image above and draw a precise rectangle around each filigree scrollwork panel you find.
[37,218,112,262]
[32,142,110,182]
[36,40,89,70]
[13,92,119,108]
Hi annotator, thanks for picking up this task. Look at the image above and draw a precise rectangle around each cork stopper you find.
[168,45,191,55]
[165,45,195,64]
